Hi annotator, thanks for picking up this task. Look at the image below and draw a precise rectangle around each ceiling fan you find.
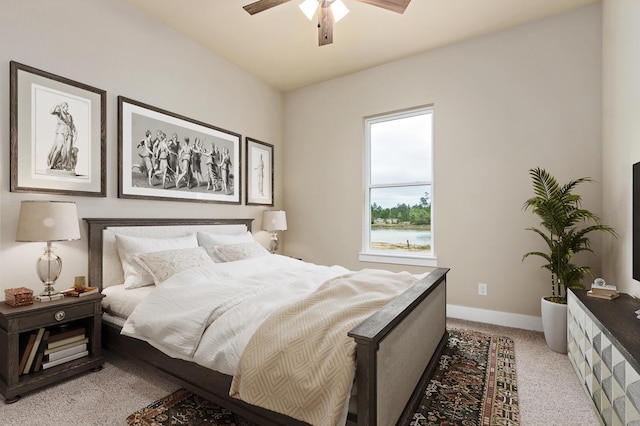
[243,0,412,46]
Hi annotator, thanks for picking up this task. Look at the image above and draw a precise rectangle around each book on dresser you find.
[587,290,620,300]
[588,279,619,300]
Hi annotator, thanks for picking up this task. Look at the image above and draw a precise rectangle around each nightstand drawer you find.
[16,303,94,331]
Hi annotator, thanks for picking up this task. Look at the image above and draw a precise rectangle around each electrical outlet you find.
[478,283,488,296]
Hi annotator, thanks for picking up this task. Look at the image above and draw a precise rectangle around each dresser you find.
[567,289,640,425]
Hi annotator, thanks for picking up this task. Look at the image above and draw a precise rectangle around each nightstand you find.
[0,293,104,403]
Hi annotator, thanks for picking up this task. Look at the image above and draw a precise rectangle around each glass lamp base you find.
[269,232,279,253]
[37,243,62,297]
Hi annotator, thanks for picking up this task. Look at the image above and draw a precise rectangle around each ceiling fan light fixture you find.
[330,0,349,22]
[299,0,318,20]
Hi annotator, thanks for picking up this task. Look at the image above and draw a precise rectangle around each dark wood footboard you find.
[349,267,449,426]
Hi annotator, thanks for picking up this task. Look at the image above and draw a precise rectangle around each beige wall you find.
[283,5,604,324]
[0,0,284,292]
[602,0,640,297]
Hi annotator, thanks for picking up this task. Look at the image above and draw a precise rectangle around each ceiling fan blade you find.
[243,0,292,15]
[318,3,333,46]
[356,0,411,14]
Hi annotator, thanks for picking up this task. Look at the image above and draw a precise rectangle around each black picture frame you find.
[118,96,242,204]
[10,61,107,196]
[245,137,274,206]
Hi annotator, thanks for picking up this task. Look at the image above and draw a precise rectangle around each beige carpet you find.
[0,319,601,426]
[448,318,601,426]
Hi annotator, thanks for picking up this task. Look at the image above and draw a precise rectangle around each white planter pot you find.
[540,297,568,354]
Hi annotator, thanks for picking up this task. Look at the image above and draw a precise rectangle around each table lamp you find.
[262,210,287,253]
[15,200,81,301]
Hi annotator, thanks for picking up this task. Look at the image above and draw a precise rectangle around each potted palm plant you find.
[522,167,617,353]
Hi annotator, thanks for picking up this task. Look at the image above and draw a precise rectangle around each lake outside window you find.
[360,106,436,267]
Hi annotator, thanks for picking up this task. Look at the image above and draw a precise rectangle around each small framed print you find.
[118,96,241,204]
[245,137,274,206]
[10,61,106,196]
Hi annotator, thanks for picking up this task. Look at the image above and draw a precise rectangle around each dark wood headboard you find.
[83,218,254,290]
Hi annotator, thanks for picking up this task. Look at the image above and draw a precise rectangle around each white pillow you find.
[197,231,255,261]
[133,247,214,285]
[212,242,270,262]
[115,233,198,289]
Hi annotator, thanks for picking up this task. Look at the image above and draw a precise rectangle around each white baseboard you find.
[447,304,543,332]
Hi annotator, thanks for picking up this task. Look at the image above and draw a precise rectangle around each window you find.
[360,106,436,267]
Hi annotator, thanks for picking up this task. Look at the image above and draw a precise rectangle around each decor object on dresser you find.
[60,286,99,298]
[522,167,617,353]
[15,200,81,302]
[118,96,241,204]
[9,61,106,197]
[4,287,34,307]
[587,277,619,300]
[262,210,287,253]
[567,289,640,425]
[245,137,273,206]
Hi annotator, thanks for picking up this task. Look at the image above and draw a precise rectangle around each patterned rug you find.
[126,388,253,426]
[411,328,519,425]
[126,328,519,426]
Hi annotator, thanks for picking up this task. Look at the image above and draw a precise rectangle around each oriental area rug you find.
[126,329,519,426]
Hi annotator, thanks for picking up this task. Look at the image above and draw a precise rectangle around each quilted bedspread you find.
[228,269,418,426]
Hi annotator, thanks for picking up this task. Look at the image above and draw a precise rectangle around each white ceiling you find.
[123,0,599,92]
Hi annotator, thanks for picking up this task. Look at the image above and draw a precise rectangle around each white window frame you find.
[359,106,437,267]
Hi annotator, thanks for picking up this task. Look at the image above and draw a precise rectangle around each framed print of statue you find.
[10,61,106,196]
[245,137,274,206]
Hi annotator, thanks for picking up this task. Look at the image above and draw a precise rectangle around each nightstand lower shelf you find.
[1,355,104,403]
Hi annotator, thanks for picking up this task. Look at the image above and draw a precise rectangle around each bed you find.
[85,217,449,426]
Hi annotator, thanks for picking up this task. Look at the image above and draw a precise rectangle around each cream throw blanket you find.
[229,269,418,426]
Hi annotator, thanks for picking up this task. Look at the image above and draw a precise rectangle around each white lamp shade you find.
[16,201,81,242]
[331,0,349,22]
[262,210,288,232]
[299,0,318,20]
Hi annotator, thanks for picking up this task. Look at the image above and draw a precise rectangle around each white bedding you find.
[121,254,349,376]
[102,284,155,320]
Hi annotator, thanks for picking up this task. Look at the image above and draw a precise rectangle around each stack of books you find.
[587,280,619,300]
[41,325,89,370]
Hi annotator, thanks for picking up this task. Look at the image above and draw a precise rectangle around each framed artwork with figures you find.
[245,137,274,206]
[10,61,106,196]
[118,96,241,204]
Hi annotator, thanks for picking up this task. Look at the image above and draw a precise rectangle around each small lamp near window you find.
[262,210,287,253]
[15,200,81,301]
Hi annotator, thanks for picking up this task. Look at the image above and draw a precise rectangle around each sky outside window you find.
[370,112,432,208]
